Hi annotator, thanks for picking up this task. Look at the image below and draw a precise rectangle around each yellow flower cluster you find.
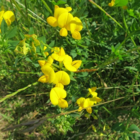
[14,34,40,55]
[38,47,82,108]
[47,5,83,40]
[0,7,15,32]
[76,87,101,114]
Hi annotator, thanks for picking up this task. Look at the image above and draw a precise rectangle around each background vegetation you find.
[0,0,140,139]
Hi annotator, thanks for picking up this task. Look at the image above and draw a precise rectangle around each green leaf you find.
[49,40,55,47]
[127,9,137,18]
[124,66,138,71]
[38,36,46,44]
[56,0,67,5]
[33,63,40,67]
[25,57,32,62]
[128,133,140,140]
[70,49,77,58]
[115,0,128,7]
[78,72,88,78]
[1,19,7,35]
[29,27,34,35]
[0,112,14,121]
[128,124,140,132]
[128,124,140,140]
[8,41,19,47]
[112,122,125,132]
[5,27,17,39]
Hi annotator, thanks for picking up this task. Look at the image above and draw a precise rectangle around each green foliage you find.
[0,0,140,139]
[115,0,128,7]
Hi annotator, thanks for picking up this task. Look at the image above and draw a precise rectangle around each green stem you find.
[122,9,137,47]
[11,0,31,25]
[41,0,53,14]
[0,82,38,103]
[89,0,123,29]
[13,0,47,23]
[19,71,40,74]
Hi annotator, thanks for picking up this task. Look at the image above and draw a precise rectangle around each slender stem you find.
[97,85,140,90]
[0,82,38,103]
[19,71,40,74]
[41,0,53,14]
[122,9,137,46]
[11,0,31,25]
[13,0,47,23]
[89,0,123,29]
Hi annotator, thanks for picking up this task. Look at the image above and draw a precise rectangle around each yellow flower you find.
[90,96,102,104]
[57,12,73,37]
[76,97,85,111]
[83,98,94,114]
[70,17,83,40]
[15,34,40,55]
[0,7,15,29]
[53,71,70,85]
[47,5,72,27]
[14,39,29,55]
[50,87,68,108]
[38,65,55,83]
[38,56,53,67]
[77,97,94,114]
[108,0,115,7]
[63,55,82,72]
[88,87,102,104]
[25,34,40,47]
[46,5,83,40]
[44,46,49,56]
[59,27,68,37]
[51,47,66,61]
[88,87,98,97]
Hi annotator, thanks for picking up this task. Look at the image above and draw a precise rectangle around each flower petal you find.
[47,16,57,27]
[50,88,59,105]
[57,13,73,28]
[63,55,82,72]
[90,97,101,104]
[70,17,83,33]
[83,98,93,107]
[78,106,83,112]
[83,98,94,114]
[38,60,46,67]
[86,108,92,114]
[76,97,85,106]
[59,28,68,37]
[91,87,97,92]
[55,83,64,89]
[41,65,55,83]
[58,99,68,108]
[63,55,72,64]
[53,71,70,85]
[72,60,82,69]
[51,47,66,61]
[50,87,67,106]
[65,7,72,12]
[3,11,15,26]
[72,31,81,40]
[38,75,49,83]
[88,88,97,97]
[54,7,68,19]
